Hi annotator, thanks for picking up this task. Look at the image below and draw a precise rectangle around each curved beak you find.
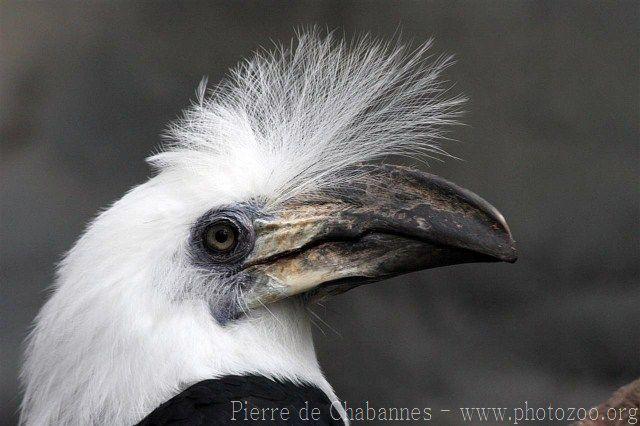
[240,164,517,308]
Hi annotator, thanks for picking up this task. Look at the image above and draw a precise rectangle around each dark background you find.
[1,2,638,424]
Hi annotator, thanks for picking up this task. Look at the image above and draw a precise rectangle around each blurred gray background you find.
[1,1,638,424]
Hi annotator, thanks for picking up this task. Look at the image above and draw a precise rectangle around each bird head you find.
[21,32,516,425]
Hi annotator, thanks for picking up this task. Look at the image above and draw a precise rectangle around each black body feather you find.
[137,375,342,425]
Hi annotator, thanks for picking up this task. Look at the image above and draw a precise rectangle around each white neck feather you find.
[21,286,336,425]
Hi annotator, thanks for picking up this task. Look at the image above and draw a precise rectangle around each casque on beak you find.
[240,164,517,308]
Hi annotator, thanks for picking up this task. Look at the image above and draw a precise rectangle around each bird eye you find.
[192,209,255,266]
[204,221,238,253]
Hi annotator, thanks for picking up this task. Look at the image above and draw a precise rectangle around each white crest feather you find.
[150,31,465,208]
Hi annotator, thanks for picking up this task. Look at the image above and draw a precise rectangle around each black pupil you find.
[215,228,229,243]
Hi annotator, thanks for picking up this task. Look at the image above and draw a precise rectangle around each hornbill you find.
[20,32,517,425]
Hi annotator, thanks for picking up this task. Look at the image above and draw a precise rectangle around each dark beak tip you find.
[493,210,513,239]
[499,240,518,263]
[504,250,518,264]
[429,171,516,259]
[469,191,518,264]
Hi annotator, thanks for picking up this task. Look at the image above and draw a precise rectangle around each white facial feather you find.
[20,31,463,425]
